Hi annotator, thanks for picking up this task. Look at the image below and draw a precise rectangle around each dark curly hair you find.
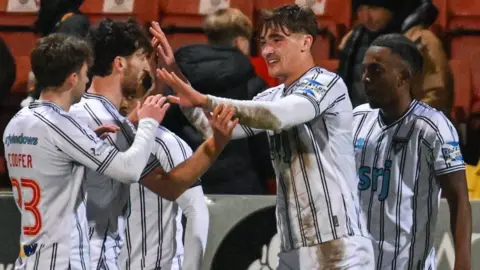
[30,33,93,91]
[259,4,318,43]
[88,18,153,77]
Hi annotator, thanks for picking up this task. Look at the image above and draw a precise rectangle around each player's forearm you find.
[166,136,223,186]
[105,118,159,183]
[205,95,316,131]
[144,136,224,199]
[180,106,213,138]
[176,186,209,270]
[449,196,472,269]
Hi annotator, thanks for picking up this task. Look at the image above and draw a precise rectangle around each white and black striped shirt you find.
[204,67,368,252]
[353,100,465,270]
[4,99,156,269]
[121,125,197,270]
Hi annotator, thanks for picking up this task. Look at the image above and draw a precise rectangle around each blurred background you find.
[1,0,480,197]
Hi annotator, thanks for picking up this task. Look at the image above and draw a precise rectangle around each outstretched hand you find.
[156,68,208,108]
[149,21,175,68]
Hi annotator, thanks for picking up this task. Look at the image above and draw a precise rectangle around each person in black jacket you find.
[22,0,91,107]
[162,8,275,194]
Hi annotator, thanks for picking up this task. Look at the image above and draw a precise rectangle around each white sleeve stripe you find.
[96,148,119,174]
[435,165,465,176]
[33,102,98,142]
[33,112,101,166]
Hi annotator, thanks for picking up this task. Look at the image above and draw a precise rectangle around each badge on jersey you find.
[297,78,327,100]
[354,138,365,151]
[441,141,463,164]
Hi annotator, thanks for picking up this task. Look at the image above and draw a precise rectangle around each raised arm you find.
[158,68,345,131]
[139,105,238,199]
[54,95,169,184]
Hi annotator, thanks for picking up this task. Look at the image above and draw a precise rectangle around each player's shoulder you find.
[299,67,346,91]
[253,84,284,101]
[413,101,454,130]
[353,103,378,116]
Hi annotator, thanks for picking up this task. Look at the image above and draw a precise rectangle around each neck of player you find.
[39,88,74,112]
[282,57,316,88]
[379,94,413,125]
[88,76,123,109]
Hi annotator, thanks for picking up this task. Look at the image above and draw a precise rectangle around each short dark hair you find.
[30,33,93,91]
[259,4,318,43]
[88,18,153,77]
[371,33,424,74]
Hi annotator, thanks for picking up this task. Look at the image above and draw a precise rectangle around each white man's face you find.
[120,49,150,97]
[260,26,309,79]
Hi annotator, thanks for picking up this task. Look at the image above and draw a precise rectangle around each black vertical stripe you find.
[96,220,110,270]
[293,127,323,242]
[421,141,435,268]
[341,195,354,236]
[278,172,295,250]
[304,124,336,240]
[391,121,416,269]
[33,244,43,270]
[139,185,147,264]
[75,212,87,270]
[376,119,406,270]
[125,206,132,270]
[407,130,424,270]
[289,163,307,246]
[49,243,57,270]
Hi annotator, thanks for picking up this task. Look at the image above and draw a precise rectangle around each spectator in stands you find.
[0,36,15,100]
[338,0,453,115]
[34,0,89,38]
[161,8,275,195]
[0,36,15,187]
[22,0,90,107]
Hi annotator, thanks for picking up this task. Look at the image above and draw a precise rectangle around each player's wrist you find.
[138,117,159,127]
[203,136,224,159]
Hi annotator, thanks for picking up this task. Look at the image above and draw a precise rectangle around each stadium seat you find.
[253,0,351,60]
[431,0,447,29]
[80,0,161,25]
[450,35,480,63]
[448,0,480,29]
[159,0,253,51]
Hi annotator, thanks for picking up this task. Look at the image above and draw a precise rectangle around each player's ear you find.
[301,34,313,52]
[66,72,79,88]
[113,56,127,73]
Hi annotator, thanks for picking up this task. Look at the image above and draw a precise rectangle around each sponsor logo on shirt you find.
[4,134,38,147]
[297,79,327,99]
[441,141,463,164]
